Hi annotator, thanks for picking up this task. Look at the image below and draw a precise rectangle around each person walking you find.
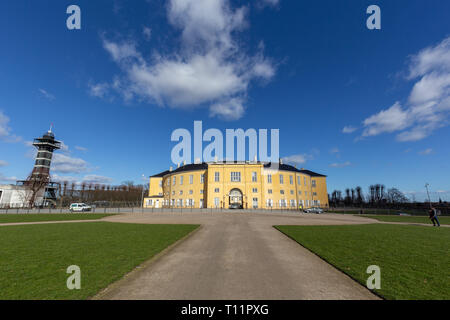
[429,207,441,227]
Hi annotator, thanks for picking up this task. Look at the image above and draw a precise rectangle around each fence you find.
[330,206,449,216]
[0,206,323,215]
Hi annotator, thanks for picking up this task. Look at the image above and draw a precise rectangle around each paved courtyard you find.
[92,212,380,300]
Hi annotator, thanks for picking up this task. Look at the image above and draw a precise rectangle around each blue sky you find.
[1,0,450,201]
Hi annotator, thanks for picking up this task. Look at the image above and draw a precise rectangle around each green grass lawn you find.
[276,224,450,300]
[0,214,114,223]
[362,215,450,225]
[0,222,199,299]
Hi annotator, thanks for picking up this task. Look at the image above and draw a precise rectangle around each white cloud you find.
[0,173,17,183]
[0,111,21,142]
[51,174,80,184]
[329,161,352,168]
[82,175,113,185]
[143,26,152,41]
[408,37,450,79]
[88,82,110,99]
[330,147,340,154]
[75,146,88,152]
[260,0,279,6]
[361,36,450,142]
[342,126,357,134]
[282,153,314,165]
[94,0,276,120]
[362,102,410,137]
[103,39,141,63]
[52,154,89,174]
[209,97,245,121]
[418,148,433,155]
[52,174,113,185]
[38,89,55,101]
[0,160,8,167]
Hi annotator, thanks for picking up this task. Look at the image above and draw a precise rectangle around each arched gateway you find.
[229,188,243,209]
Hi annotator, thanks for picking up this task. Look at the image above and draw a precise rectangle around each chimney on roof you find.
[214,156,218,163]
[279,158,283,165]
[170,166,173,172]
[194,158,200,164]
[301,168,305,170]
[254,155,257,163]
[183,160,186,166]
[177,163,180,168]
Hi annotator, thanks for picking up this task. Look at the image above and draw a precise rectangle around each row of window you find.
[148,198,320,208]
[215,172,317,187]
[165,172,317,187]
[168,189,204,196]
[166,188,318,197]
[34,159,51,167]
[168,174,206,186]
[37,152,53,160]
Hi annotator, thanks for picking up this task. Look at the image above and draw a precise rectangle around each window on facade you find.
[304,177,307,185]
[279,199,287,208]
[289,175,293,185]
[267,199,273,207]
[159,181,162,187]
[215,172,220,182]
[180,176,184,185]
[252,198,258,209]
[173,176,176,185]
[231,172,241,182]
[189,175,193,184]
[279,174,284,184]
[200,174,205,184]
[313,192,317,196]
[172,191,175,195]
[305,191,308,196]
[252,172,257,182]
[200,190,204,194]
[268,189,273,194]
[214,188,220,193]
[290,190,294,195]
[280,190,285,195]
[297,176,301,185]
[267,174,272,183]
[214,197,220,208]
[179,190,183,195]
[298,191,302,195]
[290,199,296,207]
[312,180,316,187]
[189,190,193,195]
[252,188,258,193]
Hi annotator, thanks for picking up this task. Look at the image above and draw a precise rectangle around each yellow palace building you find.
[144,160,329,210]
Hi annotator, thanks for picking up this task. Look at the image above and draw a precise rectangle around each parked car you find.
[304,207,324,214]
[69,203,92,212]
[229,203,243,209]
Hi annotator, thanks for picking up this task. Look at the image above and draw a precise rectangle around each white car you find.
[304,207,324,214]
[69,203,92,212]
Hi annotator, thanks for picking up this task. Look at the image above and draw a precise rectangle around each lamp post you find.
[425,183,431,207]
[141,174,146,208]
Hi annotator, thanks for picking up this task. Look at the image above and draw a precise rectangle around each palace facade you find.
[143,161,328,210]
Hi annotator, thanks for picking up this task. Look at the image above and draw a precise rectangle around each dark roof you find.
[172,163,208,174]
[152,162,326,178]
[151,163,208,178]
[298,169,327,177]
[150,170,171,178]
[264,163,327,177]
